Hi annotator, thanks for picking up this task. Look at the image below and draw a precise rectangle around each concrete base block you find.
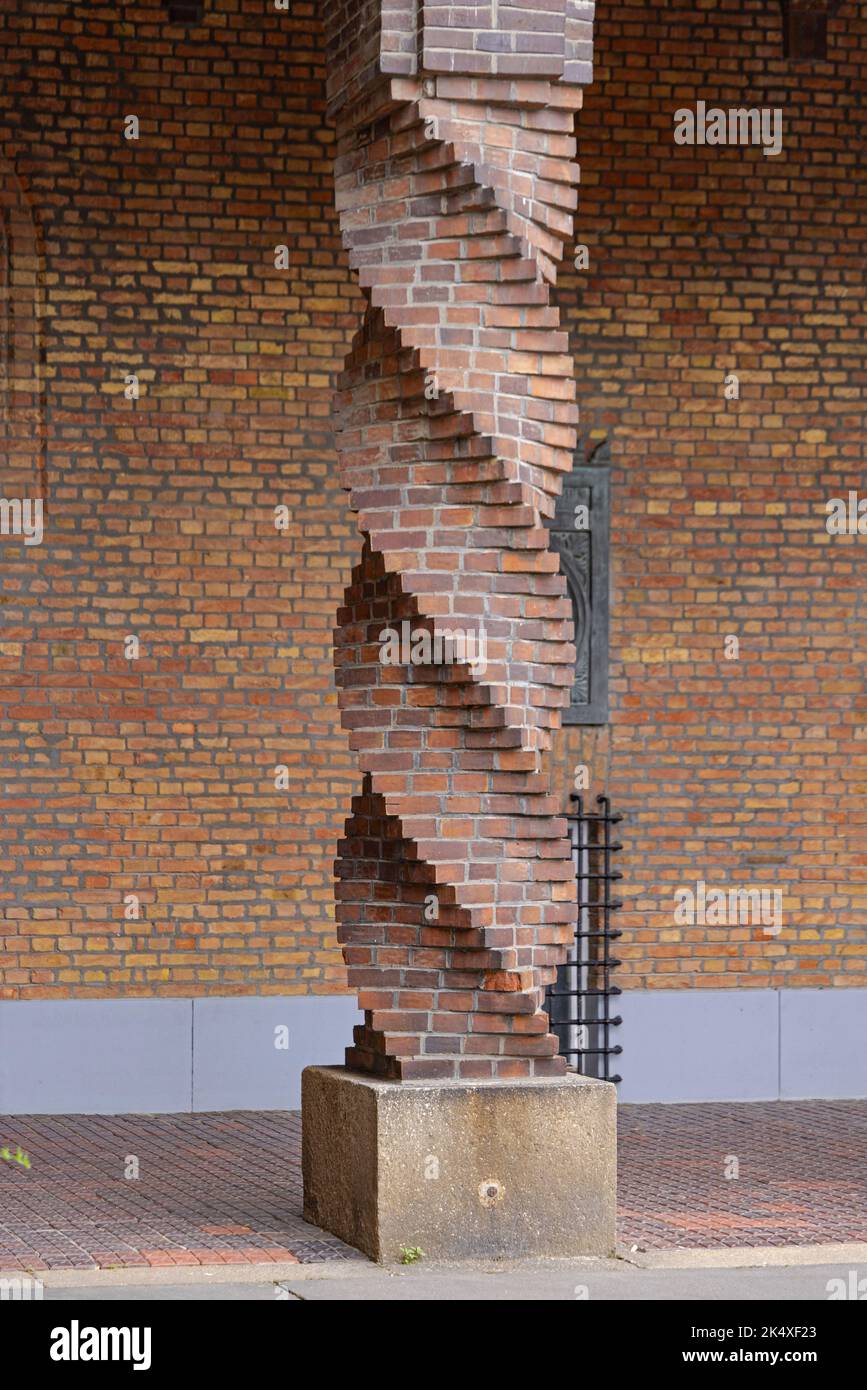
[302,1065,617,1263]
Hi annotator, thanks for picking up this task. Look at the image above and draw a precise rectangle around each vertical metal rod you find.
[601,795,612,1081]
[545,797,622,1082]
[576,796,585,1066]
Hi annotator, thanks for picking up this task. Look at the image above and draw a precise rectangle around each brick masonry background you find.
[0,0,864,1000]
[552,0,866,990]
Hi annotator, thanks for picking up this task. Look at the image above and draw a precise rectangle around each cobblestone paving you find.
[618,1100,867,1249]
[1,1101,864,1269]
[0,1111,360,1270]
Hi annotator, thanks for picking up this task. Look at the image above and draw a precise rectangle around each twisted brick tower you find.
[325,1,596,1080]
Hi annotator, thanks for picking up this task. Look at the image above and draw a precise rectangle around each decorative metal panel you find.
[547,436,610,725]
[167,2,205,24]
[780,0,843,61]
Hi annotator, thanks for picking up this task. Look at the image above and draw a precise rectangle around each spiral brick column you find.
[324,0,596,1082]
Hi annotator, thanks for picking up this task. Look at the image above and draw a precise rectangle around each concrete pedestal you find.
[302,1065,617,1264]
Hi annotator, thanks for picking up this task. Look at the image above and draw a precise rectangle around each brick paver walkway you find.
[618,1100,867,1249]
[0,1111,360,1271]
[0,1101,864,1270]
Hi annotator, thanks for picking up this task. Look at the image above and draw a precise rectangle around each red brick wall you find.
[1,0,864,1002]
[0,0,361,997]
[553,0,867,990]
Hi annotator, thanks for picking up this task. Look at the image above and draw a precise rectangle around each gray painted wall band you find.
[616,988,867,1103]
[0,995,361,1114]
[0,989,864,1113]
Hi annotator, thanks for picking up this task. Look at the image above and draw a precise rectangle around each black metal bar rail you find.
[546,794,623,1083]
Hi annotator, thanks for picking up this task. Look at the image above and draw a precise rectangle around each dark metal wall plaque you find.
[547,437,611,726]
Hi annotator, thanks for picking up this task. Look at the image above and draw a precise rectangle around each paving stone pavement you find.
[618,1100,867,1249]
[0,1111,361,1271]
[0,1100,864,1271]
